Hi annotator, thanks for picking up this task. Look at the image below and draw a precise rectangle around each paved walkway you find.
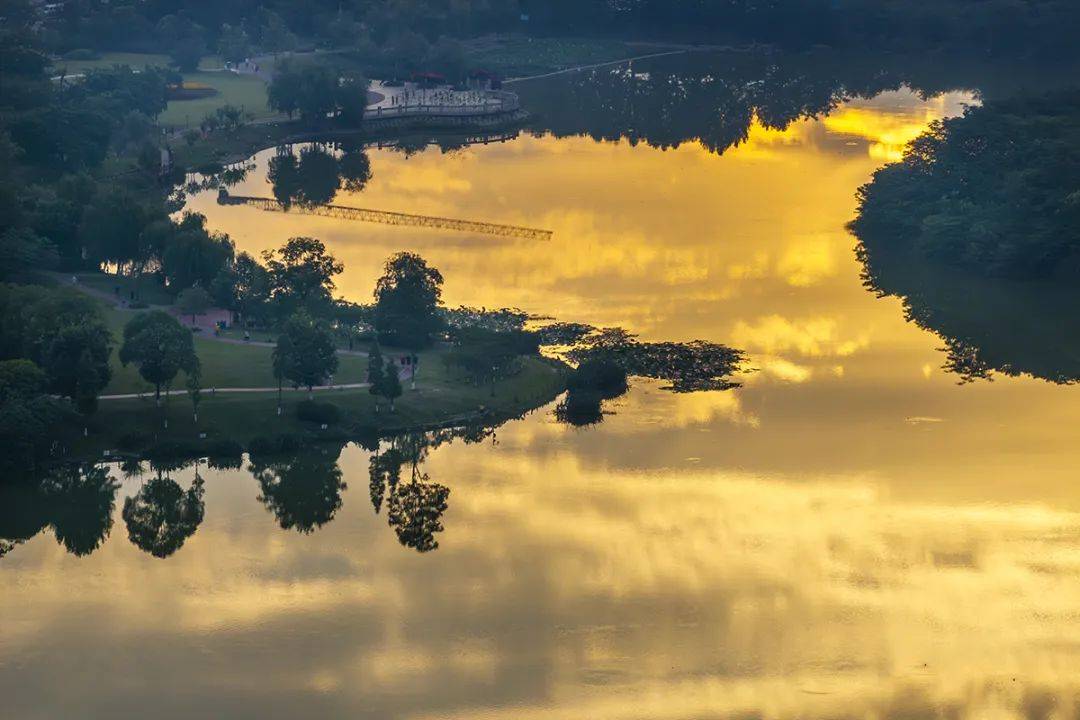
[98,382,371,401]
[502,49,689,84]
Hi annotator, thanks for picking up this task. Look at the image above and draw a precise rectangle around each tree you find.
[0,395,73,473]
[446,327,527,396]
[211,251,270,326]
[119,310,200,405]
[78,188,148,273]
[272,331,292,413]
[156,13,207,72]
[382,357,402,411]
[275,311,339,397]
[0,227,58,279]
[42,322,112,410]
[263,236,343,319]
[0,359,46,403]
[268,60,368,128]
[186,364,202,423]
[161,214,235,291]
[367,343,385,408]
[426,36,468,83]
[268,60,338,127]
[177,285,212,325]
[373,252,444,349]
[217,23,251,64]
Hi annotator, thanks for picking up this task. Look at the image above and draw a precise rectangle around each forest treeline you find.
[851,91,1080,280]
[850,90,1080,384]
[23,0,1080,61]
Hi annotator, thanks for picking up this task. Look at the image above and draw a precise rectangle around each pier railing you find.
[369,90,520,119]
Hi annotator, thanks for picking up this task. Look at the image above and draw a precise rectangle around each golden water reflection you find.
[4,88,1080,718]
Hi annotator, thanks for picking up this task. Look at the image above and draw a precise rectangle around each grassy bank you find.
[74,355,567,459]
[96,302,368,394]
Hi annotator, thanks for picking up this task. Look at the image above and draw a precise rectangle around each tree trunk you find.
[156,384,162,406]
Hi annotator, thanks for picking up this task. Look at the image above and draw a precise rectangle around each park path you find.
[97,382,371,401]
[501,49,690,84]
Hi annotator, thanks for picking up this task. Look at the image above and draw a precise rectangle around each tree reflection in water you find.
[122,467,206,558]
[0,424,494,559]
[45,464,120,557]
[856,242,1080,384]
[268,141,372,209]
[251,445,347,534]
[0,464,119,559]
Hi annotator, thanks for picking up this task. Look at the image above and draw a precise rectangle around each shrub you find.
[567,359,628,399]
[296,400,341,425]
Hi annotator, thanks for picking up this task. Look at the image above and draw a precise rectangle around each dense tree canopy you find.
[273,310,339,393]
[851,91,1080,279]
[119,310,200,402]
[374,252,444,349]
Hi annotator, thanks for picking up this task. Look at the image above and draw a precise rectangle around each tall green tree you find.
[263,236,343,319]
[367,342,385,407]
[177,285,212,325]
[274,311,339,397]
[42,319,112,410]
[373,252,444,349]
[381,357,402,411]
[161,214,235,292]
[118,310,200,404]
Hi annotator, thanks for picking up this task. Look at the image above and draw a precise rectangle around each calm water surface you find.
[4,53,1080,719]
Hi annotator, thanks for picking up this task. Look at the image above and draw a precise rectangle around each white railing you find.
[369,90,520,120]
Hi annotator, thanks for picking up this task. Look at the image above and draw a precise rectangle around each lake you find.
[4,50,1080,719]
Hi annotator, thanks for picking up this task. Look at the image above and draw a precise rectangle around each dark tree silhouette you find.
[122,473,206,558]
[387,472,450,553]
[0,483,51,558]
[45,464,120,557]
[251,447,346,533]
[368,446,404,514]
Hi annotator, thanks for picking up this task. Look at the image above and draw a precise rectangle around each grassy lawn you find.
[98,304,369,395]
[50,52,223,74]
[77,355,566,456]
[160,71,276,128]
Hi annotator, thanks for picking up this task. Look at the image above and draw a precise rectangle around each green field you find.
[98,304,369,395]
[48,52,275,130]
[160,71,276,128]
[50,52,224,74]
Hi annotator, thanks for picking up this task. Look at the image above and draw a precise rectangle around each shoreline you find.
[57,356,569,466]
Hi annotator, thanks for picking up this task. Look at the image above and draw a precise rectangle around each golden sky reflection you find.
[4,88,1080,718]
